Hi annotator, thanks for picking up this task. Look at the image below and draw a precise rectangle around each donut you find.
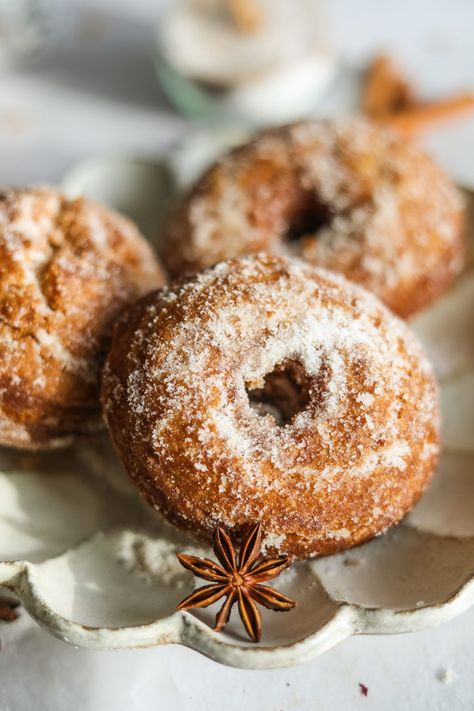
[102,254,440,559]
[0,187,165,450]
[163,118,464,318]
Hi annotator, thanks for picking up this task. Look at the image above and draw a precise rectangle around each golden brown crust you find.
[163,118,465,318]
[0,186,165,450]
[102,254,440,559]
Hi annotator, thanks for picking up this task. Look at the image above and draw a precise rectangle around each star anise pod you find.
[176,522,296,642]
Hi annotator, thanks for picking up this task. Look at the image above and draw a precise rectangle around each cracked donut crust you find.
[0,186,165,450]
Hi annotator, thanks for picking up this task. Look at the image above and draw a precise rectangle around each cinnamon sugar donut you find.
[0,187,165,450]
[102,254,440,559]
[163,119,464,318]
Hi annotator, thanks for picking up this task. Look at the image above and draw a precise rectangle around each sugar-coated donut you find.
[102,254,440,559]
[0,187,165,450]
[163,119,464,318]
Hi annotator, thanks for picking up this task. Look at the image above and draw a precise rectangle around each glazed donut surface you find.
[164,119,464,317]
[0,187,165,450]
[102,254,440,559]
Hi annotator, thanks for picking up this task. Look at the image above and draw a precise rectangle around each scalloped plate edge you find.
[2,559,474,668]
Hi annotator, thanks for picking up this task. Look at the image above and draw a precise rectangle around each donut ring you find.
[163,119,464,318]
[102,254,440,558]
[0,187,165,450]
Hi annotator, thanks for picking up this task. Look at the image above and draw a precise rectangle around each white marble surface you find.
[1,0,474,708]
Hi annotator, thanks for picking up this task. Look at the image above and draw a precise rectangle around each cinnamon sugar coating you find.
[102,254,440,559]
[0,187,165,450]
[163,119,465,318]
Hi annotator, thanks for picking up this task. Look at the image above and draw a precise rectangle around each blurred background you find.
[0,0,473,186]
[1,1,474,710]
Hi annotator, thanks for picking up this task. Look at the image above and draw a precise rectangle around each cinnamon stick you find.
[382,94,474,138]
[363,54,414,119]
[362,53,474,138]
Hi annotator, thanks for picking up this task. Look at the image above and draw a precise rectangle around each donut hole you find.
[285,194,332,244]
[246,360,311,426]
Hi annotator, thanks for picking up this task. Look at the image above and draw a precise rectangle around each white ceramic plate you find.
[1,140,474,669]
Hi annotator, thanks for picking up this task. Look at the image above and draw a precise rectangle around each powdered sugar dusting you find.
[166,118,464,317]
[103,254,440,558]
[0,186,164,448]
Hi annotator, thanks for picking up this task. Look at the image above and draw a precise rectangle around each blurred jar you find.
[154,0,337,125]
[0,0,54,64]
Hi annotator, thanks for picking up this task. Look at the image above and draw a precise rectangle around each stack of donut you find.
[2,118,465,559]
